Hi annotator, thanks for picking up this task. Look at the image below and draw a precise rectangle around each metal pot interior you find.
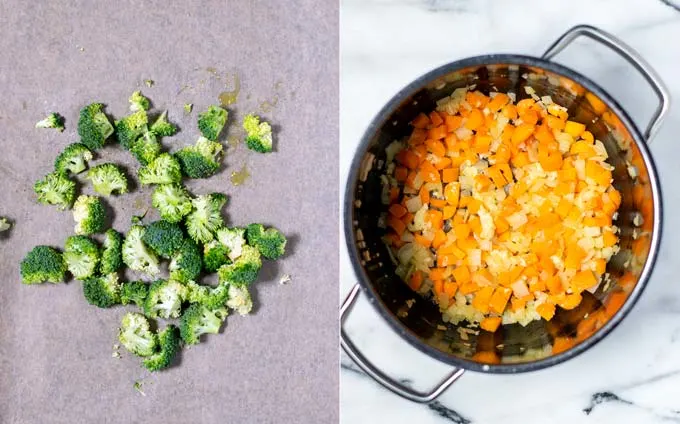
[349,58,658,369]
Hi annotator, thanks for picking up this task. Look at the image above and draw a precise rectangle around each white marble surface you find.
[340,0,680,422]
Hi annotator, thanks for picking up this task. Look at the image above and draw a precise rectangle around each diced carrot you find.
[511,124,535,145]
[459,281,479,295]
[444,281,458,299]
[495,216,510,234]
[603,230,618,248]
[486,165,507,188]
[489,287,512,314]
[487,93,509,112]
[536,302,556,321]
[564,244,586,270]
[419,185,430,204]
[538,149,563,172]
[427,125,447,141]
[474,175,492,192]
[558,293,582,310]
[573,270,598,291]
[466,91,489,108]
[411,113,430,129]
[546,115,566,130]
[408,271,423,291]
[528,278,546,293]
[480,316,502,332]
[580,131,594,143]
[534,124,555,145]
[434,157,452,170]
[425,139,447,157]
[387,216,406,236]
[433,279,445,297]
[452,265,471,284]
[552,337,575,354]
[396,149,420,170]
[409,128,427,146]
[444,115,464,133]
[465,109,484,130]
[426,209,444,230]
[516,98,536,115]
[555,198,572,219]
[429,111,444,127]
[431,230,447,249]
[502,104,518,120]
[414,233,432,248]
[605,291,627,317]
[442,168,459,183]
[394,166,408,182]
[510,295,528,311]
[419,161,440,183]
[520,109,539,126]
[442,206,456,220]
[388,203,407,218]
[468,216,482,236]
[429,267,448,281]
[472,286,495,313]
[474,134,493,154]
[388,187,400,203]
[564,120,586,138]
[429,198,446,209]
[437,254,456,268]
[401,212,414,226]
[444,182,460,208]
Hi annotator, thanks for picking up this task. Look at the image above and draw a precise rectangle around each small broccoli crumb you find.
[243,114,273,153]
[129,91,150,112]
[246,223,287,260]
[150,111,178,137]
[197,105,228,141]
[184,103,193,114]
[279,274,292,285]
[144,79,154,88]
[0,217,11,232]
[35,112,65,132]
[133,380,146,396]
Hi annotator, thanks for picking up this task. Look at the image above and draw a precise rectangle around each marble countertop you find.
[340,0,680,422]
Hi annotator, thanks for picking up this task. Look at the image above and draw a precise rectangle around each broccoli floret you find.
[197,105,228,141]
[184,281,229,309]
[0,217,10,232]
[86,163,129,196]
[185,193,227,243]
[101,229,123,274]
[129,91,150,112]
[243,114,273,153]
[246,224,287,260]
[63,235,100,280]
[184,280,210,304]
[119,312,158,357]
[73,195,106,235]
[54,143,93,175]
[150,111,178,137]
[122,225,160,276]
[141,220,184,258]
[35,112,65,132]
[179,303,228,345]
[20,245,66,284]
[217,245,262,286]
[130,131,161,166]
[216,227,246,261]
[144,279,188,319]
[152,184,193,223]
[138,153,182,185]
[83,272,121,308]
[226,284,253,315]
[203,240,230,273]
[175,137,224,179]
[115,110,148,150]
[34,171,76,210]
[78,103,114,150]
[120,280,149,307]
[143,325,181,372]
[169,239,202,283]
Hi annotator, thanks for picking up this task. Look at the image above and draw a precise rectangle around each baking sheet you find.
[0,1,338,422]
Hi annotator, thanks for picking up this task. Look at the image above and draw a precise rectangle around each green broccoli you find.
[83,272,121,308]
[138,153,182,185]
[141,220,184,258]
[35,112,65,132]
[216,227,246,261]
[122,225,160,276]
[34,171,76,210]
[73,195,106,235]
[63,235,100,280]
[226,284,253,315]
[144,279,188,319]
[175,137,224,179]
[150,111,178,137]
[78,103,114,150]
[197,105,228,141]
[143,325,181,372]
[179,303,228,345]
[243,114,273,153]
[185,193,227,243]
[185,280,210,304]
[130,131,161,166]
[184,281,229,309]
[115,110,148,150]
[0,217,10,232]
[169,239,202,283]
[54,143,93,175]
[152,184,193,223]
[20,245,66,284]
[100,229,124,274]
[203,240,230,273]
[217,245,261,286]
[246,224,287,260]
[86,163,129,196]
[118,312,158,357]
[129,91,150,112]
[120,281,149,307]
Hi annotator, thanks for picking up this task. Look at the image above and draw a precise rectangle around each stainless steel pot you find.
[341,25,669,403]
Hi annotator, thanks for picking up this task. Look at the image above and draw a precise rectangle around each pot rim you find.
[343,54,663,374]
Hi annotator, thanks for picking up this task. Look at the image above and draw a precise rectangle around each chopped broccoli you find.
[35,112,65,132]
[100,229,124,274]
[0,217,10,232]
[122,225,160,276]
[185,280,210,304]
[243,114,273,153]
[115,110,148,150]
[246,224,287,260]
[169,239,202,283]
[197,105,228,141]
[83,272,121,308]
[138,153,182,185]
[184,281,229,309]
[175,137,224,179]
[63,235,100,280]
[184,103,193,114]
[145,79,154,87]
[217,245,262,286]
[226,284,253,315]
[185,193,227,243]
[141,220,184,258]
[152,184,193,223]
[118,312,158,357]
[144,279,188,319]
[150,111,178,137]
[86,163,129,196]
[78,103,114,150]
[203,240,230,272]
[179,303,228,345]
[20,245,66,284]
[120,280,149,307]
[73,195,106,235]
[143,325,181,372]
[130,130,161,166]
[216,227,246,261]
[54,143,93,175]
[34,171,76,210]
[129,91,150,112]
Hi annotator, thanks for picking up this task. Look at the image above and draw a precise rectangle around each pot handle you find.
[340,283,465,403]
[542,24,670,142]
